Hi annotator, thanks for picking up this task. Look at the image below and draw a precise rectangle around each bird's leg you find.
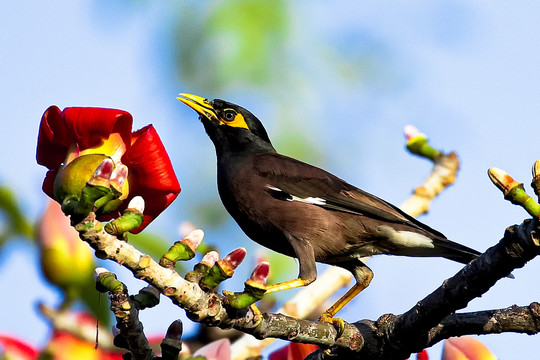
[264,278,311,294]
[264,236,317,294]
[319,261,373,337]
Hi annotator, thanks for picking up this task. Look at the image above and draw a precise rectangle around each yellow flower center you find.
[64,133,130,199]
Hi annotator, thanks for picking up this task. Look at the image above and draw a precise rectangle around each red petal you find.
[417,349,429,360]
[0,334,38,360]
[123,125,180,194]
[42,169,58,200]
[37,106,71,169]
[36,106,133,170]
[269,342,318,360]
[122,125,180,232]
[62,107,132,151]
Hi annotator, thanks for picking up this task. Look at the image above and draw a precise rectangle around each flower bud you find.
[53,154,111,204]
[38,201,94,293]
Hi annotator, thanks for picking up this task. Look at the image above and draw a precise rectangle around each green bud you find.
[53,154,110,204]
[104,209,144,236]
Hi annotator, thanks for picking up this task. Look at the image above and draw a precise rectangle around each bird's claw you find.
[319,312,346,339]
[249,303,263,327]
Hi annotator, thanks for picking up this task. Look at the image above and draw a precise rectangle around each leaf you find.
[175,0,289,92]
[0,186,34,246]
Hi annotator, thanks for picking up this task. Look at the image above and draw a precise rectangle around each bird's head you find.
[178,93,274,155]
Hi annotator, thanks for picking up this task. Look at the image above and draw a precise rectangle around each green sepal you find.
[93,184,122,214]
[185,263,211,283]
[200,261,233,290]
[505,183,540,217]
[406,135,442,161]
[78,184,109,212]
[162,242,196,263]
[531,176,540,200]
[223,280,266,309]
[60,183,109,225]
[99,198,123,215]
[95,272,124,294]
[104,209,144,236]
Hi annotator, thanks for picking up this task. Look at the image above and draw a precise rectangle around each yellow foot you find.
[249,303,263,327]
[319,312,346,338]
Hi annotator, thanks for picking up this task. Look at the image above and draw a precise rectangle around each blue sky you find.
[1,1,540,358]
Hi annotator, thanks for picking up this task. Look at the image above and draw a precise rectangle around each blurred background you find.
[1,0,540,358]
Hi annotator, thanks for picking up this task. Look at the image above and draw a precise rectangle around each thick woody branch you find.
[97,272,154,360]
[76,213,361,350]
[307,218,540,359]
[429,302,540,342]
[77,209,540,359]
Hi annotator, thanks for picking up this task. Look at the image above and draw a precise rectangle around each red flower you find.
[38,200,94,291]
[0,334,38,360]
[37,106,180,233]
[442,336,497,360]
[416,349,429,360]
[268,342,319,360]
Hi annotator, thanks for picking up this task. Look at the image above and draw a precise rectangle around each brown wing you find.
[253,153,446,239]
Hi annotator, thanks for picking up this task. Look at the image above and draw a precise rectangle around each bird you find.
[178,93,482,328]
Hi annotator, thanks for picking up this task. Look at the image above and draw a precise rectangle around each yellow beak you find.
[177,93,218,121]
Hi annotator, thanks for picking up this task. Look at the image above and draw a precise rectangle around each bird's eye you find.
[223,110,236,122]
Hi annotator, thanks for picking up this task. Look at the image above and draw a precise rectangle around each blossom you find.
[0,334,38,360]
[268,342,319,360]
[442,336,497,360]
[38,200,94,292]
[47,332,123,360]
[193,339,231,360]
[37,106,180,232]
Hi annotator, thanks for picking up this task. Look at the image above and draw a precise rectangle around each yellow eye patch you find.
[219,109,249,130]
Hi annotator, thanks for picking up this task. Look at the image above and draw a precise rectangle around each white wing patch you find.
[291,194,327,205]
[266,185,326,206]
[377,225,434,249]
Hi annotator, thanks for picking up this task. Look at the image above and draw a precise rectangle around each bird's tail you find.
[433,238,482,265]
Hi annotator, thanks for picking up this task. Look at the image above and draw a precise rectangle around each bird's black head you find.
[178,93,275,156]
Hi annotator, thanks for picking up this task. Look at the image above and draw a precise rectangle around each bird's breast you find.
[216,169,366,262]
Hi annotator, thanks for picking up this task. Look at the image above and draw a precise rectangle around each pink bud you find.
[110,164,128,190]
[404,125,425,141]
[93,158,114,180]
[127,196,145,213]
[181,229,204,251]
[250,261,270,285]
[201,251,219,267]
[223,248,247,269]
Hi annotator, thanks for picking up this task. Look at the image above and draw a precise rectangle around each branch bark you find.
[82,135,540,358]
[78,209,540,359]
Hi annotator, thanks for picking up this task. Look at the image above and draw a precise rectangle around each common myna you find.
[178,93,481,326]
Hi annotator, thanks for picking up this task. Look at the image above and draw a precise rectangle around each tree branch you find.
[429,302,540,342]
[307,218,540,359]
[78,206,540,360]
[81,130,540,358]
